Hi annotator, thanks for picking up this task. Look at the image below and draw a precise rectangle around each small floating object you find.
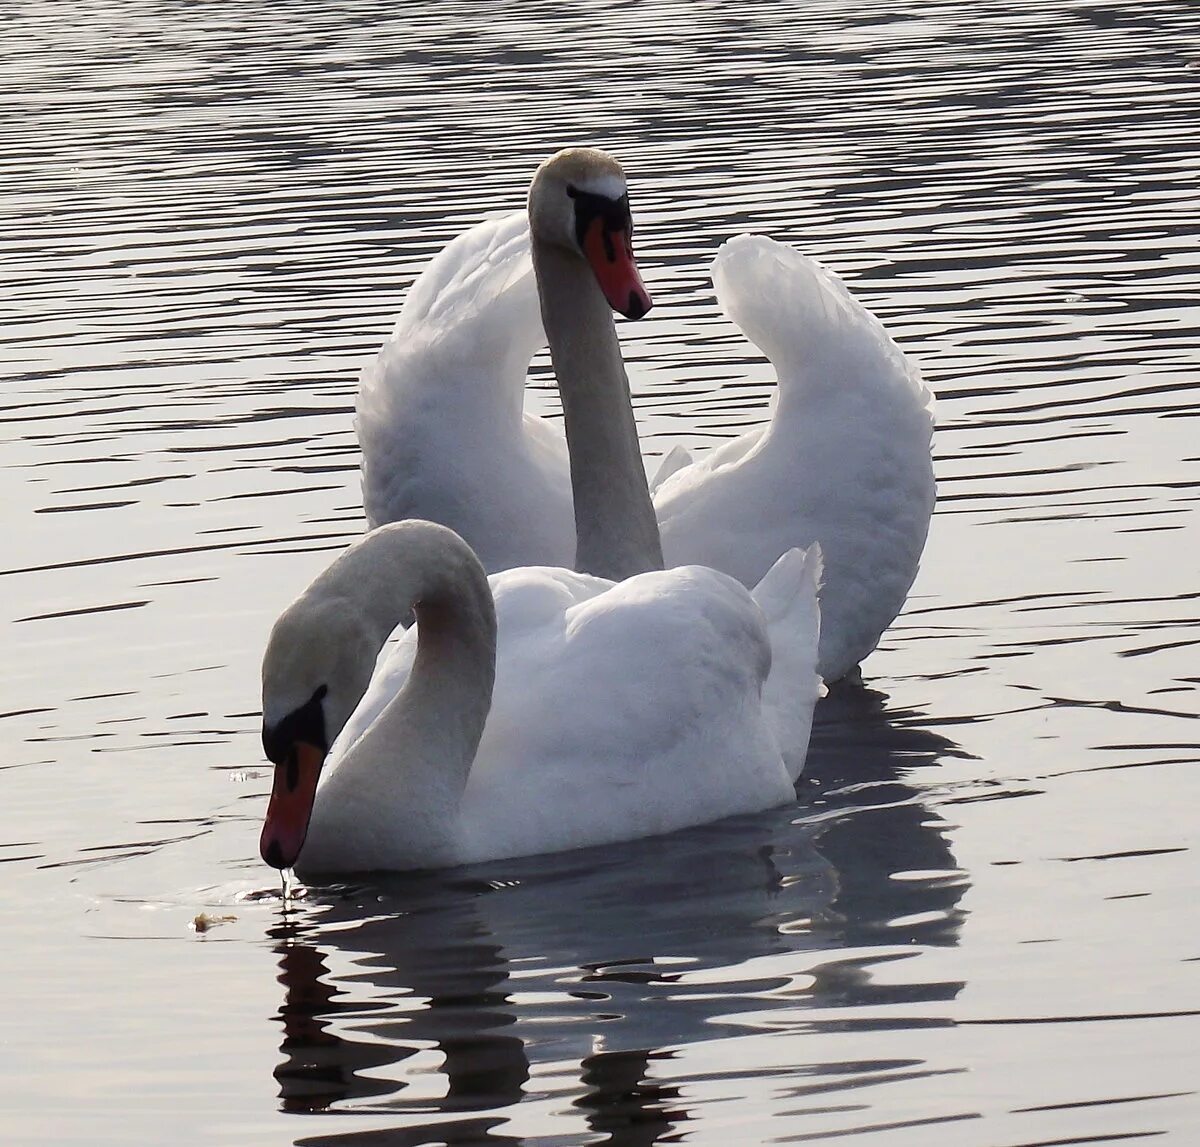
[190,912,237,933]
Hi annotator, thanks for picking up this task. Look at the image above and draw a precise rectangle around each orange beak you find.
[582,217,653,320]
[259,740,324,869]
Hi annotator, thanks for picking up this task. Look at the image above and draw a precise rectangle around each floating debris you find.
[190,912,237,934]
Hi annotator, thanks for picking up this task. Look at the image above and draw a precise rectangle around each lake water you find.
[3,1,1199,1143]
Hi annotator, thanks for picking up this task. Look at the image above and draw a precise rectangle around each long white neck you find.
[303,523,496,867]
[532,243,663,581]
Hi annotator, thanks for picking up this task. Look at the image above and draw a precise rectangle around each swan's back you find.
[356,213,572,571]
[326,554,818,867]
[458,564,796,862]
[655,235,935,681]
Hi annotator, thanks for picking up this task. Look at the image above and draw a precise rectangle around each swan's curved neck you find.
[315,525,496,862]
[532,243,663,581]
[373,585,495,837]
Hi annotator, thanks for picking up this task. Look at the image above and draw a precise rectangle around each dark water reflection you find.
[267,692,966,1143]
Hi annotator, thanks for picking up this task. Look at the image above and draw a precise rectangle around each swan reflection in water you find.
[267,685,968,1146]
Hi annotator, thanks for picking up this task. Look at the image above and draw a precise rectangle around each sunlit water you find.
[3,1,1199,1143]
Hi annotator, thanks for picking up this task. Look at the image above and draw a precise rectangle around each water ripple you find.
[3,0,1200,1143]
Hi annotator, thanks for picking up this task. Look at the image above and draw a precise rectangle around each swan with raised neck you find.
[527,147,663,582]
[355,154,932,682]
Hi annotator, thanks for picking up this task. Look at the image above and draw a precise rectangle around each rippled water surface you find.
[3,1,1199,1143]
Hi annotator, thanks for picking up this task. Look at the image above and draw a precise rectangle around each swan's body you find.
[357,213,934,681]
[262,151,822,875]
[261,521,821,874]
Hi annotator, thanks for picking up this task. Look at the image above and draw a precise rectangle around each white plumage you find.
[263,522,821,874]
[357,213,574,572]
[259,152,831,875]
[356,214,934,682]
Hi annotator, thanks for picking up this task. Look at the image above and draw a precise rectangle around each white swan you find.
[258,519,821,874]
[261,150,823,874]
[358,195,934,682]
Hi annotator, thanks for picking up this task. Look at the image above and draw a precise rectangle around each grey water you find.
[2,0,1199,1143]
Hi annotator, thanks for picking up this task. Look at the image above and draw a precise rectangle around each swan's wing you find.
[651,427,766,502]
[658,235,935,681]
[394,211,539,348]
[490,565,613,633]
[751,545,824,782]
[712,234,932,415]
[330,627,419,764]
[332,564,608,764]
[359,210,542,395]
[356,214,573,569]
[463,565,793,860]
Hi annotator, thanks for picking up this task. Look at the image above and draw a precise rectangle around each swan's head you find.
[528,147,653,320]
[258,596,378,870]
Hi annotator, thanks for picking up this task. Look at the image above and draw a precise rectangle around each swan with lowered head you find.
[258,519,821,874]
[357,151,934,682]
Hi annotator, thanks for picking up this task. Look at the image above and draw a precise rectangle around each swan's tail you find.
[752,544,824,783]
[711,234,932,412]
[649,443,694,493]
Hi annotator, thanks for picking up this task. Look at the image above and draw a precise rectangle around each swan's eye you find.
[262,683,329,765]
[570,188,633,252]
[566,184,578,198]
